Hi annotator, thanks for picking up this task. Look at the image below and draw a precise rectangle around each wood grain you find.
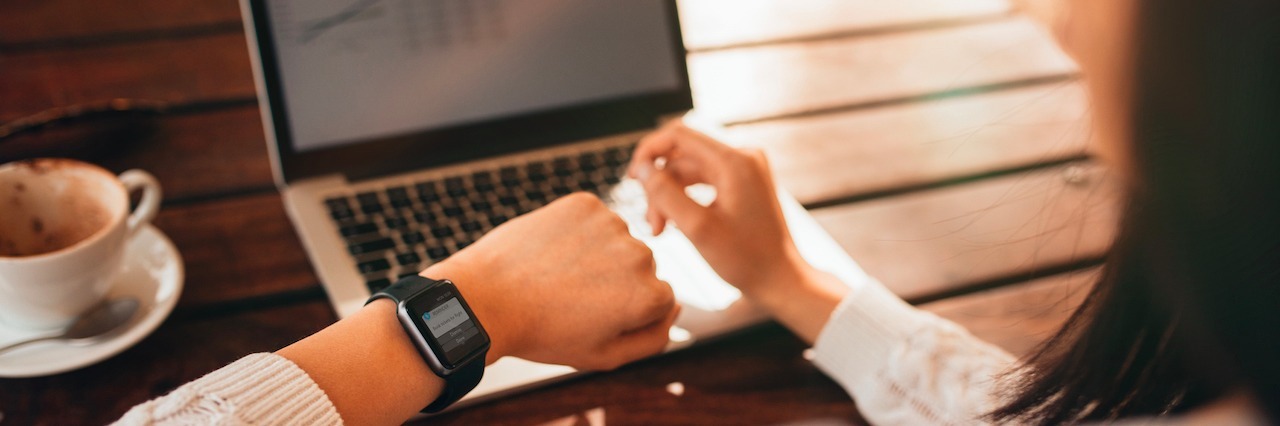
[815,162,1118,301]
[0,0,241,46]
[679,0,1010,50]
[0,302,336,425]
[153,192,321,311]
[2,17,1072,128]
[689,17,1077,124]
[725,80,1090,206]
[925,267,1097,357]
[0,105,275,201]
[0,32,254,121]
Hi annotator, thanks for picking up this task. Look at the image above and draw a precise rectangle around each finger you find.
[641,168,710,238]
[630,121,732,183]
[629,120,682,179]
[599,303,681,369]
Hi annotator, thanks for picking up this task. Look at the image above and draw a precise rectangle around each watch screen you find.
[424,298,479,357]
[407,283,489,368]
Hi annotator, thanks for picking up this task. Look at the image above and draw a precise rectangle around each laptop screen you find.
[246,0,692,182]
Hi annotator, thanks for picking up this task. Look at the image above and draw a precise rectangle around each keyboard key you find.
[384,216,410,229]
[443,206,465,217]
[578,153,601,170]
[330,208,354,221]
[604,174,621,185]
[455,240,472,251]
[357,258,391,274]
[387,187,413,208]
[416,183,441,203]
[325,197,352,211]
[604,146,630,168]
[552,186,571,196]
[386,186,409,198]
[402,231,426,245]
[472,171,493,184]
[427,246,449,260]
[499,167,521,187]
[445,176,468,197]
[431,227,454,238]
[527,162,548,182]
[366,278,392,293]
[357,191,379,205]
[499,195,519,206]
[339,222,378,237]
[471,200,492,212]
[552,157,574,177]
[413,211,436,224]
[349,238,395,255]
[396,252,421,266]
[460,221,482,232]
[489,214,509,227]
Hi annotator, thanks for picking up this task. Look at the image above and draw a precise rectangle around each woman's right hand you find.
[627,119,808,298]
[425,193,679,371]
[628,119,849,343]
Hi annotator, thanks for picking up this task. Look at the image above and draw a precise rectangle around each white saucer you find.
[0,224,184,378]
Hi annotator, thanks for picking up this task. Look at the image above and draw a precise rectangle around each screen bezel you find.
[404,282,490,370]
[245,0,693,184]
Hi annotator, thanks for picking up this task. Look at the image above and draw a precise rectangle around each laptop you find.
[240,0,872,409]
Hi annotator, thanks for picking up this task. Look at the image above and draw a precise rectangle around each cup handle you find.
[118,170,162,237]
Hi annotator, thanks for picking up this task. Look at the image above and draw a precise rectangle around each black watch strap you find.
[367,275,487,413]
[423,358,484,413]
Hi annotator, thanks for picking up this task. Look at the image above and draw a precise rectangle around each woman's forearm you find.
[748,252,850,344]
[276,298,445,425]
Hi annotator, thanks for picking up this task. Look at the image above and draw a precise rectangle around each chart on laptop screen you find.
[264,0,682,152]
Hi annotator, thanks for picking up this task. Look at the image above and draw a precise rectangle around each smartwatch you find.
[367,275,490,413]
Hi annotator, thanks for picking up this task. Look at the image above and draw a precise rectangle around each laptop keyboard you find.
[323,143,635,294]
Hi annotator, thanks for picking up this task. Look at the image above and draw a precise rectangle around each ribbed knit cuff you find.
[183,353,342,424]
[811,280,931,390]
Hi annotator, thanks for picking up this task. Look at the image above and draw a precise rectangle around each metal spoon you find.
[0,297,139,356]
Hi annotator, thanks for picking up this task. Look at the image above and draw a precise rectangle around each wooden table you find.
[0,1,1116,424]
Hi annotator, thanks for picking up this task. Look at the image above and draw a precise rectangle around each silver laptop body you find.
[240,0,871,408]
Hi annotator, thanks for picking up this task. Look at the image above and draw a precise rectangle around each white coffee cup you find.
[0,159,161,331]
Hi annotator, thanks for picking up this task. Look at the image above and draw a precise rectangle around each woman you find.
[117,0,1277,423]
[628,0,1278,422]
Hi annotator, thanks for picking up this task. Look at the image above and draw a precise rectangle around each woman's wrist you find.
[742,249,850,344]
[421,256,520,365]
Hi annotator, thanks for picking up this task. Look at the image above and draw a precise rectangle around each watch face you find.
[404,282,490,369]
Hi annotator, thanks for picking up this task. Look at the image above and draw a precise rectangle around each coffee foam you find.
[0,160,122,257]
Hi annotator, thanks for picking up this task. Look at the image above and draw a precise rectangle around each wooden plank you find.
[814,162,1118,301]
[0,0,1008,49]
[153,192,321,311]
[0,0,241,46]
[0,301,336,425]
[0,32,255,121]
[924,267,1097,357]
[97,106,275,201]
[2,17,1071,126]
[0,105,274,201]
[726,80,1090,206]
[689,17,1076,124]
[679,0,1010,50]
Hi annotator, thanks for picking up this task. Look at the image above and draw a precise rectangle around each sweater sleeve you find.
[811,280,1018,426]
[112,353,343,426]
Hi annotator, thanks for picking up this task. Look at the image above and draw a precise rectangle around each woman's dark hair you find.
[990,0,1280,423]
